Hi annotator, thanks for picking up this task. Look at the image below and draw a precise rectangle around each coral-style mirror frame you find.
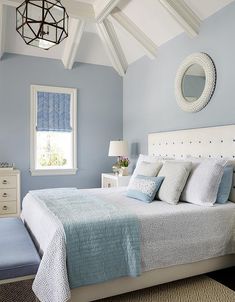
[175,52,216,113]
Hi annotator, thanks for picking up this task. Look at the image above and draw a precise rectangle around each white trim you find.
[62,18,86,69]
[94,0,120,23]
[159,0,201,38]
[0,274,35,285]
[30,85,77,176]
[175,52,216,113]
[30,168,78,176]
[96,19,127,77]
[0,3,6,59]
[110,8,158,59]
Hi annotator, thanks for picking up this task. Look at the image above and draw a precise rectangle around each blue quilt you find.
[30,188,141,288]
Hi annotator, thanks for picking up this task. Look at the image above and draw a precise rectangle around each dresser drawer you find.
[0,202,17,215]
[0,189,17,202]
[0,176,17,189]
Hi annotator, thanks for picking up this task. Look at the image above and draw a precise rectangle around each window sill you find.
[30,168,77,176]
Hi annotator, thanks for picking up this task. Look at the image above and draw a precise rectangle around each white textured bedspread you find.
[21,187,235,302]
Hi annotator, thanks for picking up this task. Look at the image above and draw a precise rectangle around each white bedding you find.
[21,187,235,302]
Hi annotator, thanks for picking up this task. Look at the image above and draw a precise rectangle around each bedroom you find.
[0,0,235,301]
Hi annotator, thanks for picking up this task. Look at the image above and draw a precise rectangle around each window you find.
[30,85,77,176]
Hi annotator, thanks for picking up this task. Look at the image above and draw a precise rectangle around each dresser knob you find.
[2,193,7,198]
[2,206,8,211]
[2,180,7,185]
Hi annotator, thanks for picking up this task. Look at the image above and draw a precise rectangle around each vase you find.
[119,167,128,176]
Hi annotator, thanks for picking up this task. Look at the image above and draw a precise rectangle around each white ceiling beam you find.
[159,0,201,38]
[1,0,95,21]
[61,0,94,21]
[110,8,158,59]
[97,19,128,77]
[94,0,121,23]
[0,0,18,6]
[0,3,6,59]
[62,18,85,70]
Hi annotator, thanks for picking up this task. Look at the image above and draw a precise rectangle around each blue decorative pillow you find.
[216,166,233,204]
[126,175,164,203]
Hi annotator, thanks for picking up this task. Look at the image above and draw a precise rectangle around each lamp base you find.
[119,167,128,176]
[112,163,119,175]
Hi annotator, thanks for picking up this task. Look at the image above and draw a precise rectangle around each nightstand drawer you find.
[0,189,17,202]
[0,202,17,215]
[0,176,17,189]
[102,173,131,188]
[103,178,117,188]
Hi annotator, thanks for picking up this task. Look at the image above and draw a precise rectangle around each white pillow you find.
[136,161,163,176]
[136,154,164,166]
[157,161,192,205]
[129,160,163,186]
[180,159,228,206]
[129,154,164,185]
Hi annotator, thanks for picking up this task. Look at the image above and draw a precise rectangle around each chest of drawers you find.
[0,170,20,217]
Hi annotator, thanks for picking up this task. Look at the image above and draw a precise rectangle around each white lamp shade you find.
[108,140,128,157]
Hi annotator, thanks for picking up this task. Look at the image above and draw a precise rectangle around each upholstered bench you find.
[0,217,40,284]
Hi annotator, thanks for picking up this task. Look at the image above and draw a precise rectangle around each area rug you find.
[1,275,235,302]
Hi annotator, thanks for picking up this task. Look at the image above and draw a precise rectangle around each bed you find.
[21,124,235,302]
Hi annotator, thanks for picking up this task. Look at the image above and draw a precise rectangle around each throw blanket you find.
[30,188,140,290]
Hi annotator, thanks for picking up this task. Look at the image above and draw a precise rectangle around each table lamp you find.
[108,140,128,174]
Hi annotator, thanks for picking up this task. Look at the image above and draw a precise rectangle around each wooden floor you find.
[208,266,235,291]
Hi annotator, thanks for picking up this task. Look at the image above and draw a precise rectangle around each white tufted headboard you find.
[148,125,235,202]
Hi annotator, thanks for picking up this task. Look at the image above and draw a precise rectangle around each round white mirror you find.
[182,64,206,102]
[175,53,216,112]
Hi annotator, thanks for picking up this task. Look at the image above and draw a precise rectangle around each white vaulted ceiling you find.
[0,0,234,76]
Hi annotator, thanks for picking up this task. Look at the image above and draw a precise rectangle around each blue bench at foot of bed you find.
[0,218,40,283]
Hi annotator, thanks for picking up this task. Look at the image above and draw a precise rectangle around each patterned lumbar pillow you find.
[127,175,164,203]
[157,161,192,205]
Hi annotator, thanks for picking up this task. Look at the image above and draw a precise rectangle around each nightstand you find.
[0,169,20,217]
[101,173,131,188]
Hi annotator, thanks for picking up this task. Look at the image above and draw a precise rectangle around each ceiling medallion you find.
[16,0,69,50]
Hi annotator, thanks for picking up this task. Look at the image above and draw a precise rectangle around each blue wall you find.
[0,54,123,199]
[123,2,235,171]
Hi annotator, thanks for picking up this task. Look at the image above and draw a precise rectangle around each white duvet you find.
[21,187,235,302]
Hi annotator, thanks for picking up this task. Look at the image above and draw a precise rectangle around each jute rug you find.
[0,275,235,302]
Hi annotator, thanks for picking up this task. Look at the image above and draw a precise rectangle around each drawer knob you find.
[2,193,7,198]
[2,180,7,185]
[2,206,8,211]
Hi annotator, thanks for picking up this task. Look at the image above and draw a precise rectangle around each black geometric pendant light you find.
[16,0,69,50]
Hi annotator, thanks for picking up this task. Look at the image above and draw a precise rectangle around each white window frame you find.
[30,85,77,176]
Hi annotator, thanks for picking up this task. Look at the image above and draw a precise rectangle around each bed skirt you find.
[70,254,235,302]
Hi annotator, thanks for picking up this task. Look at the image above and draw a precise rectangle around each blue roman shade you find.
[36,92,72,132]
